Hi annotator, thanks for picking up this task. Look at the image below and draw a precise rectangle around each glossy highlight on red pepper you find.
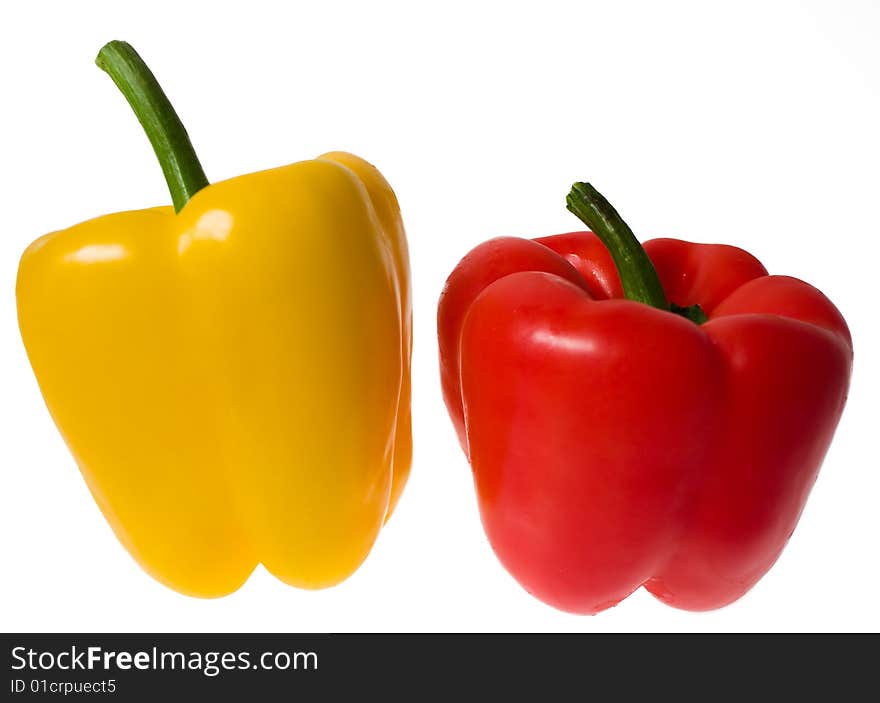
[438,182,852,614]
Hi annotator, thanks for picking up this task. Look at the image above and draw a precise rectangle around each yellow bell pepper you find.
[16,41,412,597]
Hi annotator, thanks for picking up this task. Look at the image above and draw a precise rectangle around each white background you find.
[1,0,877,633]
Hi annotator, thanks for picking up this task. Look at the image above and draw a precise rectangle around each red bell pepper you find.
[438,182,852,614]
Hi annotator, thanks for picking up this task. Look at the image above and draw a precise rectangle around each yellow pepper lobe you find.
[319,152,413,521]
[16,154,412,597]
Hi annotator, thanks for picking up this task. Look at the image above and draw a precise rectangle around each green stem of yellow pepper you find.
[95,40,209,212]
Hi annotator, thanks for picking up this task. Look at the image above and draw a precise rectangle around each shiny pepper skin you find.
[17,152,412,597]
[438,230,852,613]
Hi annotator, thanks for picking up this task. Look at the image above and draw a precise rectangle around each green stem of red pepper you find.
[95,40,208,212]
[566,182,707,324]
